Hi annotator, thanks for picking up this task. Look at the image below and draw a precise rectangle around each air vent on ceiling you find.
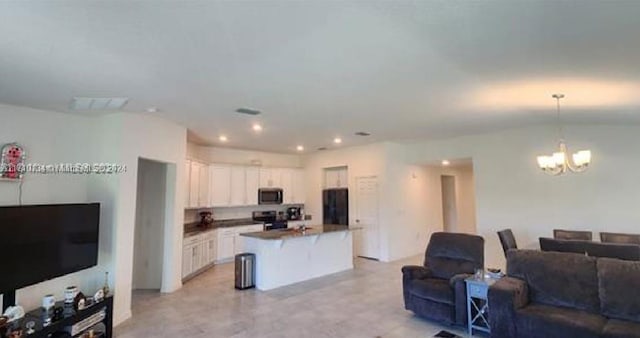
[317,147,327,151]
[70,97,129,111]
[355,131,371,136]
[235,108,262,116]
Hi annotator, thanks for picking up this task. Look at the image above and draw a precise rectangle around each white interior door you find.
[355,176,380,260]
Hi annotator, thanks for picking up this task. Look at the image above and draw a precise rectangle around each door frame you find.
[354,175,381,260]
[132,157,177,294]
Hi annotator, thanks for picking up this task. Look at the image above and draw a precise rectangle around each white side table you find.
[465,276,500,336]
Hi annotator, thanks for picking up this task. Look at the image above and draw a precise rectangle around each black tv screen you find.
[0,203,100,292]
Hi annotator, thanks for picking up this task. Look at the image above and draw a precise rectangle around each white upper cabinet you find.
[293,169,306,204]
[338,168,348,188]
[281,169,293,204]
[259,168,271,188]
[260,168,284,188]
[245,167,260,205]
[185,160,211,208]
[325,167,348,189]
[271,168,282,188]
[189,161,201,208]
[185,160,191,207]
[210,165,231,207]
[197,163,210,207]
[229,166,246,206]
[186,160,306,208]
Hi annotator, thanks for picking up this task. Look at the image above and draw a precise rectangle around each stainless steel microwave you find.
[258,188,283,205]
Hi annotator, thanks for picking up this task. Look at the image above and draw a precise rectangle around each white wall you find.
[401,124,640,269]
[187,143,302,168]
[0,106,187,326]
[302,143,435,262]
[383,155,433,261]
[422,164,477,235]
[100,113,186,325]
[0,105,104,312]
[303,143,390,259]
[453,164,477,234]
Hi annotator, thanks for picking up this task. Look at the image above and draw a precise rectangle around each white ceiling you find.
[2,0,640,153]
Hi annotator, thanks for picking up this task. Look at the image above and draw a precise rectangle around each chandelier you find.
[536,94,591,175]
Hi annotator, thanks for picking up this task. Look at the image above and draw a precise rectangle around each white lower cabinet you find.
[183,225,265,278]
[191,243,203,272]
[182,229,217,279]
[204,231,217,264]
[182,245,192,278]
[217,228,236,262]
[216,224,264,262]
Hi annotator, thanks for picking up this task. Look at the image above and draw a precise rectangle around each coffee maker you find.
[286,207,301,221]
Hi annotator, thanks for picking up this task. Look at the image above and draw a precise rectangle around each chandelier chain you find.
[555,94,564,141]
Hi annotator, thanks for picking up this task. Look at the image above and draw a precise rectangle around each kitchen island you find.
[240,225,356,290]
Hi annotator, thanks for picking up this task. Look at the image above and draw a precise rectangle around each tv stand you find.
[2,296,113,338]
[2,290,16,312]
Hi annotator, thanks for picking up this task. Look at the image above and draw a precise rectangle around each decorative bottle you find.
[103,272,110,296]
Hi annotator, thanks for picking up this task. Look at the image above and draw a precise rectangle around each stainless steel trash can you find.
[235,253,255,290]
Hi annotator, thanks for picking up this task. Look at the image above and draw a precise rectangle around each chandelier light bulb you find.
[552,151,566,166]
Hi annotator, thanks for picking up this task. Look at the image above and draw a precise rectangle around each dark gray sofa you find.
[402,232,484,326]
[489,250,640,338]
[539,237,640,261]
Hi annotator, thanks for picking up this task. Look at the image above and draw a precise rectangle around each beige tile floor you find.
[115,256,470,338]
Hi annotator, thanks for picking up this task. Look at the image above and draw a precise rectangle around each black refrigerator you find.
[323,188,349,225]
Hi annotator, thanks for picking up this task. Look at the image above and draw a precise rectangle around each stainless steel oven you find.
[258,188,283,205]
[252,210,287,231]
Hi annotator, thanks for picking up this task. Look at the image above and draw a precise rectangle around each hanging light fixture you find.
[536,94,592,175]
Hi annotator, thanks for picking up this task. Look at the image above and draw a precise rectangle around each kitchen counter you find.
[184,218,263,237]
[239,224,356,240]
[241,224,356,291]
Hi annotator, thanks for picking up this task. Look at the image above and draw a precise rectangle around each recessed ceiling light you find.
[355,132,371,136]
[236,108,262,116]
[442,160,450,166]
[333,137,342,144]
[252,123,263,132]
[146,107,159,113]
[296,145,304,151]
[219,135,228,142]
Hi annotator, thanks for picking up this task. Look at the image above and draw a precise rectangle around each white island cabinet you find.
[241,225,355,291]
[215,224,264,262]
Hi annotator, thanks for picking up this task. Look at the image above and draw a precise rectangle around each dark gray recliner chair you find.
[402,232,484,326]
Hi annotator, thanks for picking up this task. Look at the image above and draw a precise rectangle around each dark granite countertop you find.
[239,224,358,240]
[184,218,263,237]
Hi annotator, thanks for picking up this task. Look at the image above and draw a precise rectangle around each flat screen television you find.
[0,203,100,293]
